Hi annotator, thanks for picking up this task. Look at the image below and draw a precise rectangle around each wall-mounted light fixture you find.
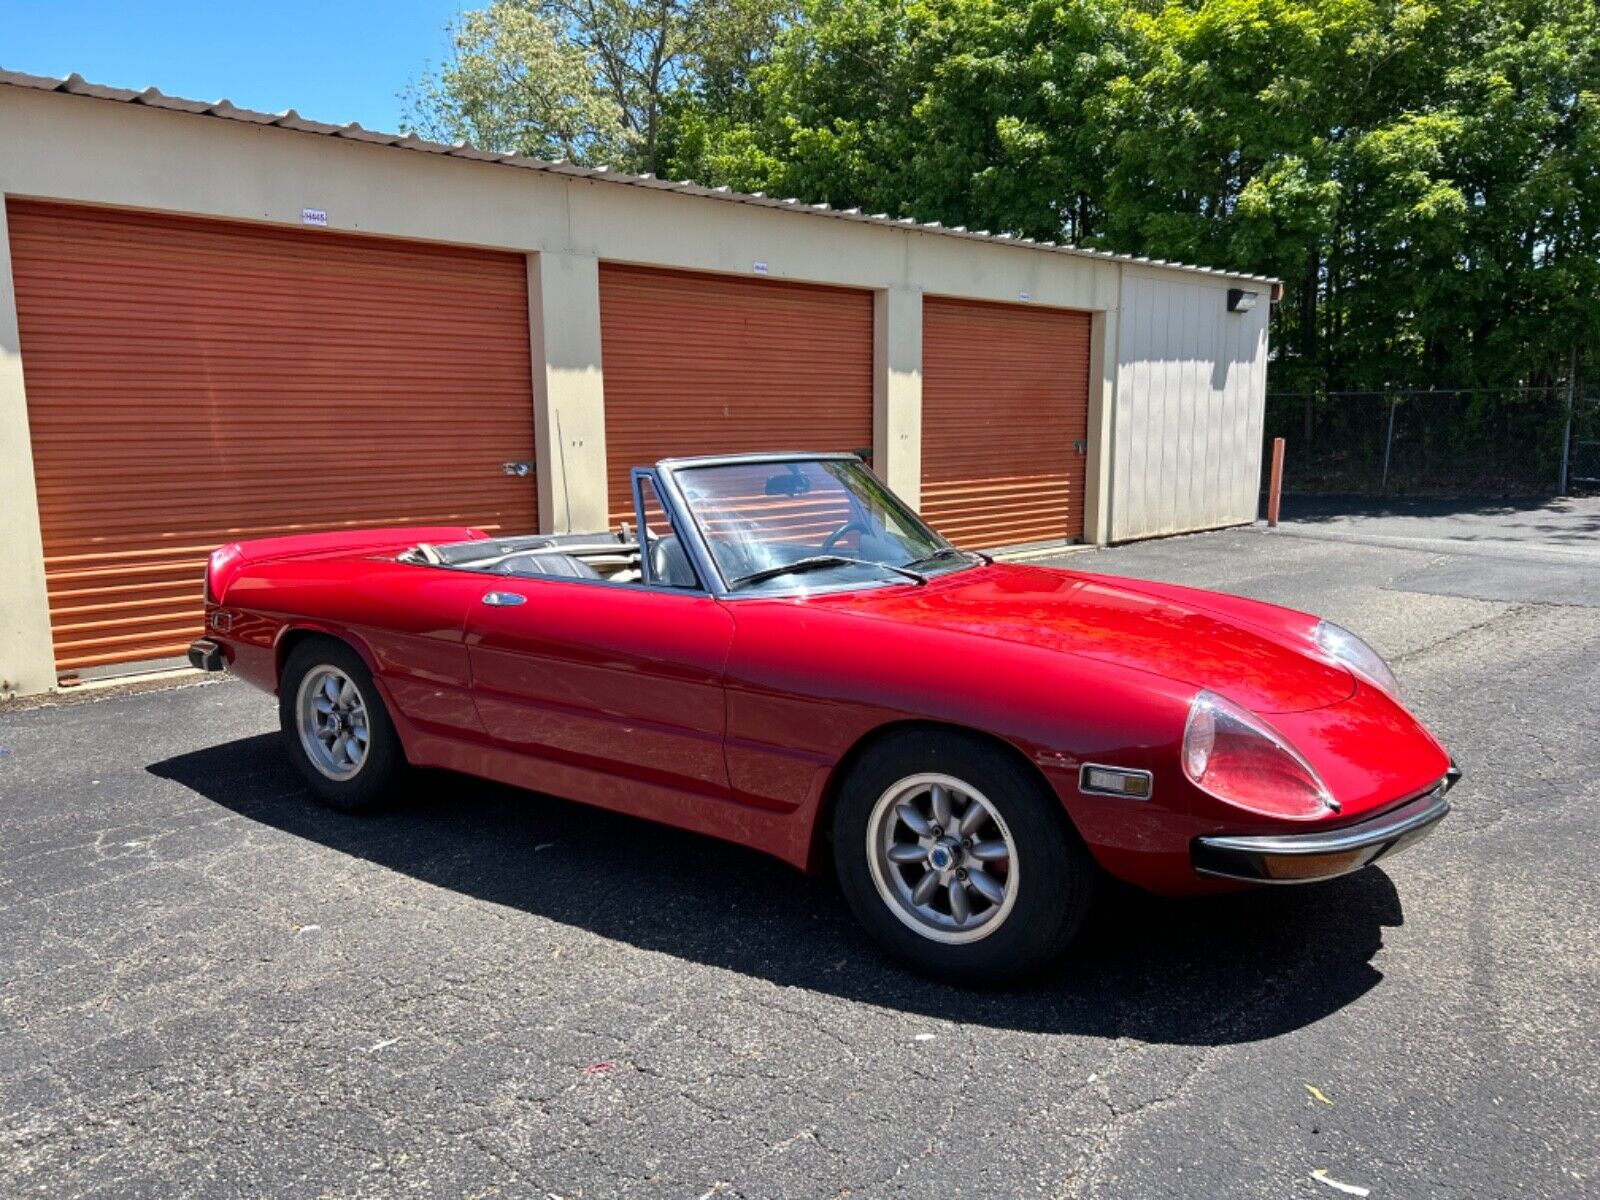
[1227,288,1259,313]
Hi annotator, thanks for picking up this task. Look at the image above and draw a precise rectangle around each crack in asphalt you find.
[1389,600,1530,668]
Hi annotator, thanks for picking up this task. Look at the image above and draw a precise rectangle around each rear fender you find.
[271,621,415,762]
[207,526,487,603]
[273,621,383,682]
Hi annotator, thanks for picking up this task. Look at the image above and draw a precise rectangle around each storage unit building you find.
[0,69,1278,695]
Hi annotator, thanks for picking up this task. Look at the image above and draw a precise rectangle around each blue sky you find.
[1,1,465,132]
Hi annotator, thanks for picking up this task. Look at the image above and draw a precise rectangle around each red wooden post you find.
[1267,437,1286,527]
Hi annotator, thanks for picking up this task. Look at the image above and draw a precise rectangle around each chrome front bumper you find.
[1192,767,1459,884]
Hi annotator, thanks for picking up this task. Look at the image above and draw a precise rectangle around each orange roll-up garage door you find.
[922,296,1091,548]
[598,263,873,524]
[7,200,538,678]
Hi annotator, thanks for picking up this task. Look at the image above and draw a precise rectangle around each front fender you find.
[721,599,1207,887]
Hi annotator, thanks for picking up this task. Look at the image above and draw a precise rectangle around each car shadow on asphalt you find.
[150,734,1404,1044]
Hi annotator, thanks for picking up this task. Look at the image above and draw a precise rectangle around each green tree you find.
[670,0,1596,393]
[1102,0,1598,392]
[401,1,630,165]
[403,0,795,174]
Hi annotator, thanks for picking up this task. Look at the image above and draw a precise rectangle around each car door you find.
[465,474,731,802]
[465,578,734,796]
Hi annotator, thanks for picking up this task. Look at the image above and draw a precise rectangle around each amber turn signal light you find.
[1080,765,1154,799]
[1260,849,1371,881]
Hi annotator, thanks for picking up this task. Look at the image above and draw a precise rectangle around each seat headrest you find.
[649,536,697,587]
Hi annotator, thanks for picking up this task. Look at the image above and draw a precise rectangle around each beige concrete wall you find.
[0,89,1126,309]
[528,251,609,533]
[1111,268,1269,541]
[873,287,922,505]
[1083,305,1120,545]
[0,194,58,697]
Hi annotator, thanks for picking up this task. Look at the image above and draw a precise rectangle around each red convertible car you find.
[191,452,1456,982]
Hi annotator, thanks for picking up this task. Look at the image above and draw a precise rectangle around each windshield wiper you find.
[902,546,981,571]
[729,555,928,590]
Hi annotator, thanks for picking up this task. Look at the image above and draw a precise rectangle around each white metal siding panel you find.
[1111,270,1269,541]
[1116,276,1146,537]
[1111,293,1136,537]
[1223,297,1246,524]
[1126,278,1147,537]
[1241,304,1269,518]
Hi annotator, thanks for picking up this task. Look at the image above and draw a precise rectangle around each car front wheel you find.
[833,731,1096,984]
[279,638,403,812]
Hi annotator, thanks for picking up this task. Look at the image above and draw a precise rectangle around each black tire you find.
[278,638,405,813]
[832,729,1096,985]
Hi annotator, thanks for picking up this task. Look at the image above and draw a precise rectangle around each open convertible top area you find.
[400,532,637,582]
[391,452,979,596]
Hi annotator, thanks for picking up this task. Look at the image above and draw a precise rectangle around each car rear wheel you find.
[279,638,403,812]
[833,730,1096,984]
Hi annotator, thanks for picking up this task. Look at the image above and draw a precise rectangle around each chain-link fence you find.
[1263,388,1598,496]
[1569,395,1600,492]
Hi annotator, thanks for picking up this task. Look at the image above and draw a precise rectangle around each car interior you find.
[396,529,700,589]
[392,462,923,592]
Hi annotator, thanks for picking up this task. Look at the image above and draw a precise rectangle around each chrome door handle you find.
[481,591,526,607]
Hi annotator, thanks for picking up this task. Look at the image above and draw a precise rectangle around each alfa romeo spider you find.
[190,452,1456,982]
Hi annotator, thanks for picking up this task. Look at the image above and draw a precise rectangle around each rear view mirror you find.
[765,470,811,497]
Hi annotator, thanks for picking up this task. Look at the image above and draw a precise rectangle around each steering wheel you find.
[820,520,871,552]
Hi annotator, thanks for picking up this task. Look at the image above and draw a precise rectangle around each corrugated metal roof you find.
[0,67,1281,290]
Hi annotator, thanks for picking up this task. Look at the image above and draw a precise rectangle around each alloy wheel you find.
[295,665,371,782]
[865,772,1019,944]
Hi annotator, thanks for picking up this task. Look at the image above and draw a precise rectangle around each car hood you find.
[813,563,1354,714]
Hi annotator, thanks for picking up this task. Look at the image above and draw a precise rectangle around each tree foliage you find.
[407,0,1600,393]
[403,0,794,173]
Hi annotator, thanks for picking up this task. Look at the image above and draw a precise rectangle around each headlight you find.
[1183,690,1336,819]
[1314,620,1400,697]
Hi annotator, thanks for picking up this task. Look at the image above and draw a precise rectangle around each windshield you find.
[671,458,971,592]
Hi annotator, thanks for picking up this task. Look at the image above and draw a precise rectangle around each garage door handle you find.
[482,591,526,607]
[1073,440,1088,455]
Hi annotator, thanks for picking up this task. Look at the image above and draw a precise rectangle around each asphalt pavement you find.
[2,501,1596,1198]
